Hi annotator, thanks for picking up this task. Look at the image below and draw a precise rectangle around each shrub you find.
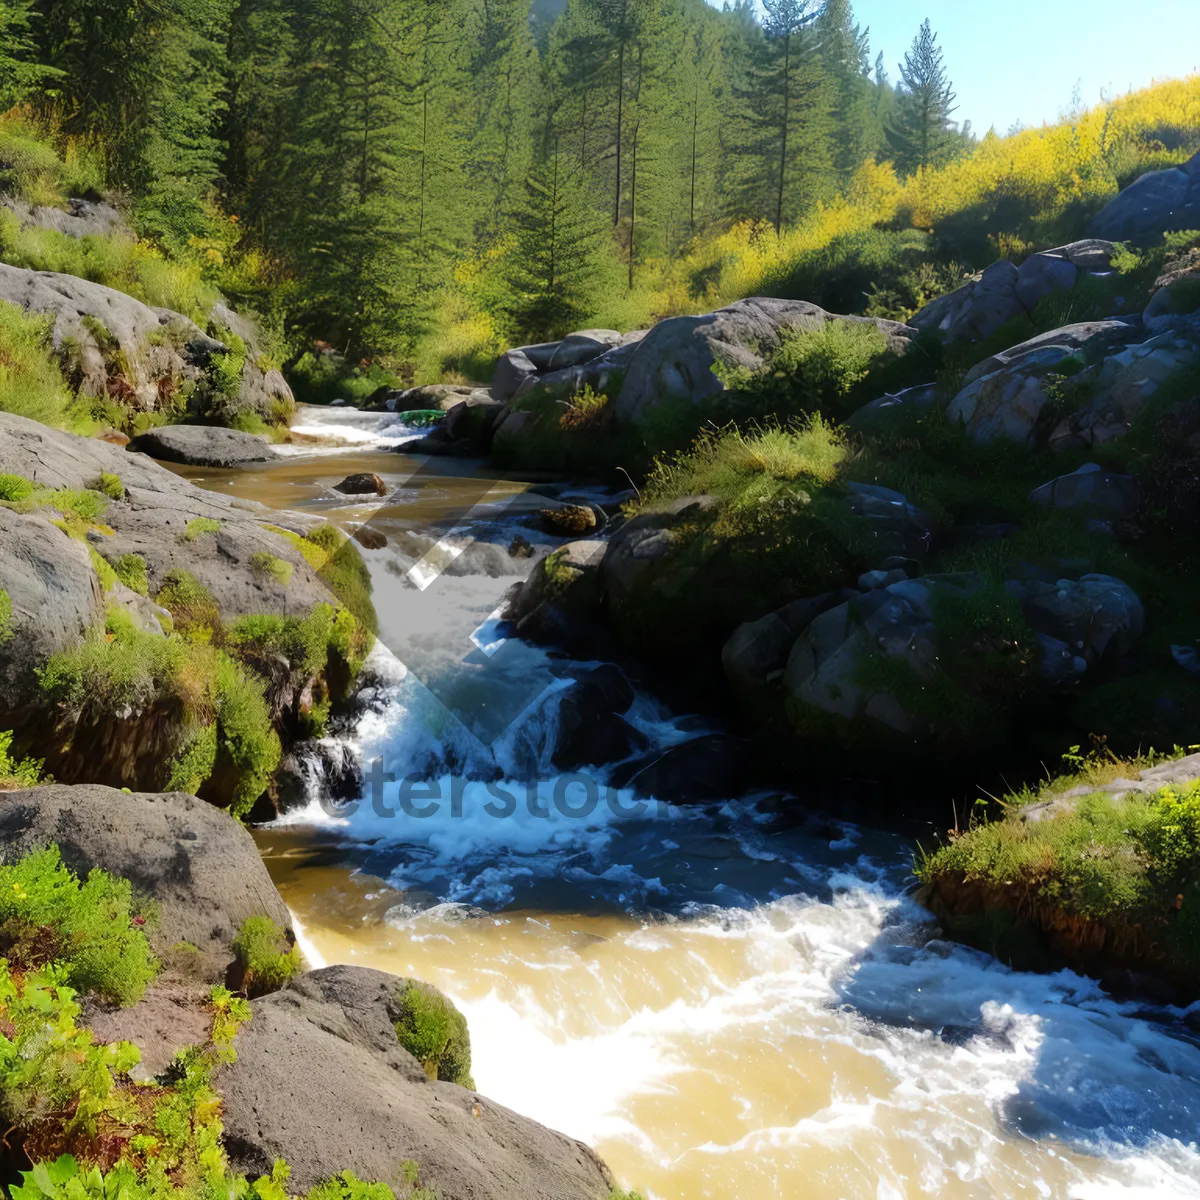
[231,916,301,994]
[0,586,13,642]
[287,351,402,407]
[112,553,148,596]
[717,321,892,423]
[0,473,37,502]
[393,983,474,1089]
[155,568,220,637]
[0,846,158,1005]
[95,473,123,500]
[0,730,42,789]
[214,656,281,817]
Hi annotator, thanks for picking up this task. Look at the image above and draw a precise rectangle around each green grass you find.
[231,915,301,995]
[641,416,848,510]
[919,773,1200,974]
[393,982,474,1089]
[0,301,83,429]
[0,845,158,1006]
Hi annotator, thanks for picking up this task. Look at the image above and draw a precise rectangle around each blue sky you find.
[847,1,1198,133]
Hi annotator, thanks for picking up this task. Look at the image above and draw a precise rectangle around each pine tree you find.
[885,18,959,176]
[0,0,59,108]
[817,0,876,178]
[504,148,615,339]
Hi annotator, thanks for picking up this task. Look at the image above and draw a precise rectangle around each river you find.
[176,404,1200,1199]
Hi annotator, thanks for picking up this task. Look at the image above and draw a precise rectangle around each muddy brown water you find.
[169,407,1200,1200]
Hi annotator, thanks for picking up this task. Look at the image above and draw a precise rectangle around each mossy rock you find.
[392,980,474,1089]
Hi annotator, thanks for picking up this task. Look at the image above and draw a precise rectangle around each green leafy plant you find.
[112,553,149,596]
[183,517,221,541]
[0,846,158,1005]
[250,552,293,587]
[231,916,301,995]
[0,730,42,789]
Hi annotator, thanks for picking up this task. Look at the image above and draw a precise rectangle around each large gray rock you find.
[511,337,643,407]
[0,506,103,695]
[961,319,1142,387]
[1090,151,1200,244]
[1028,463,1141,521]
[491,348,540,404]
[219,964,613,1200]
[1143,248,1200,336]
[1048,332,1200,451]
[783,572,1144,734]
[0,263,289,423]
[845,482,934,561]
[911,242,1118,345]
[0,784,293,981]
[546,329,623,371]
[910,260,1022,344]
[2,195,132,240]
[0,261,221,411]
[848,383,939,431]
[207,302,295,422]
[614,297,914,425]
[127,424,273,467]
[946,320,1146,447]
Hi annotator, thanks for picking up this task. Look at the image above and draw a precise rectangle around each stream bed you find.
[178,405,1200,1199]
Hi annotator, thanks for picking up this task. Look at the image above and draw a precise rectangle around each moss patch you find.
[393,982,474,1089]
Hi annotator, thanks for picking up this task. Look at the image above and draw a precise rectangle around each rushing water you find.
[181,406,1200,1199]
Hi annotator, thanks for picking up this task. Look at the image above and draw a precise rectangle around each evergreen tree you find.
[0,0,59,108]
[817,0,876,178]
[885,18,960,176]
[504,147,614,339]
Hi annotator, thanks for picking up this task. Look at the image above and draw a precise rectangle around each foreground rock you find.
[128,424,273,466]
[220,964,614,1200]
[0,784,292,981]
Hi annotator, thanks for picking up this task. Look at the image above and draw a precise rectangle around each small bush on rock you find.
[0,730,42,789]
[0,846,158,1006]
[231,915,301,995]
[393,982,474,1089]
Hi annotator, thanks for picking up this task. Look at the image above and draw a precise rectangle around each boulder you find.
[782,572,1144,734]
[0,264,288,423]
[0,506,103,697]
[845,482,934,561]
[848,383,939,431]
[601,495,719,605]
[274,740,362,815]
[540,504,597,536]
[946,319,1145,448]
[207,302,295,422]
[127,424,273,467]
[491,348,540,404]
[546,330,623,371]
[961,319,1142,387]
[551,666,648,770]
[911,243,1120,345]
[1048,333,1200,451]
[218,964,613,1200]
[1089,150,1200,244]
[0,784,293,981]
[614,297,914,425]
[910,260,1022,344]
[1009,573,1144,665]
[333,472,388,496]
[617,734,751,804]
[508,539,608,637]
[2,195,132,240]
[378,384,474,413]
[1027,463,1141,521]
[722,591,851,699]
[1015,251,1078,311]
[511,337,643,407]
[1143,248,1200,335]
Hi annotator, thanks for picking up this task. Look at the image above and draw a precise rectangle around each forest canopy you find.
[4,0,1198,382]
